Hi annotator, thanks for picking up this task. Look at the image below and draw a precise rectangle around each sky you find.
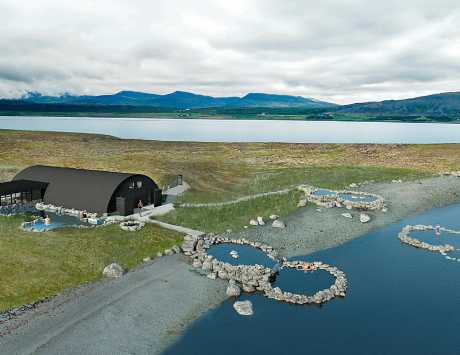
[0,0,459,104]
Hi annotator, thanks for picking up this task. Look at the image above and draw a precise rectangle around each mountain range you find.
[22,91,336,109]
[1,90,459,117]
[337,91,460,116]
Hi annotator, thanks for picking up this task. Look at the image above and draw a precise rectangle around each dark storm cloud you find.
[0,0,459,103]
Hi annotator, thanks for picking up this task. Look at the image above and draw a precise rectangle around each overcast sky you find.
[0,0,459,104]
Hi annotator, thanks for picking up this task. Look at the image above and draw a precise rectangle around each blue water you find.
[163,203,460,355]
[337,192,379,203]
[2,116,460,143]
[273,267,336,295]
[311,188,337,197]
[207,244,277,268]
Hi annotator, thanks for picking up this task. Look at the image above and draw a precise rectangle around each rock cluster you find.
[398,225,455,254]
[120,220,145,232]
[184,234,348,306]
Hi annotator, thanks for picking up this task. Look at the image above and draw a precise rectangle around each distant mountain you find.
[22,90,336,109]
[337,92,460,116]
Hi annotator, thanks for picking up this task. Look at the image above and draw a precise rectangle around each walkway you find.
[179,186,297,208]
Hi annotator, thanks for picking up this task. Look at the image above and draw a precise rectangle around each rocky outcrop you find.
[233,300,253,316]
[103,263,125,278]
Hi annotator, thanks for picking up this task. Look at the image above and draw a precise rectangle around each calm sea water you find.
[163,203,460,355]
[2,116,460,143]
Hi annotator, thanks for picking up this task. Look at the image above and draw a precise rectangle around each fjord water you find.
[163,204,460,355]
[2,116,460,143]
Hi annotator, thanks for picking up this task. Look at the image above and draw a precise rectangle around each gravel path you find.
[2,176,460,355]
[179,187,294,207]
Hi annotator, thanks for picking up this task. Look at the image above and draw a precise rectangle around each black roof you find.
[13,165,158,214]
[0,179,48,195]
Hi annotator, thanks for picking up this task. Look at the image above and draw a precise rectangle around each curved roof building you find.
[14,165,162,215]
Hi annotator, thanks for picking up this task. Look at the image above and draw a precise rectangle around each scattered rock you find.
[382,207,388,213]
[272,219,286,228]
[172,245,182,254]
[164,249,174,256]
[360,213,371,223]
[156,251,163,257]
[143,257,151,263]
[249,219,258,226]
[207,272,217,280]
[341,213,353,219]
[349,183,358,188]
[269,214,279,220]
[233,300,253,316]
[103,263,124,278]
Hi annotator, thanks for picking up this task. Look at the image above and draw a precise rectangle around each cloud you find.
[0,0,459,103]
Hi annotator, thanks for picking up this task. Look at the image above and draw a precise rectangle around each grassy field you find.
[2,129,460,202]
[0,215,182,313]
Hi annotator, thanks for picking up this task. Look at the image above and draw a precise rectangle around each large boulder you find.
[226,281,241,297]
[103,263,125,278]
[249,219,258,226]
[341,213,353,219]
[257,216,265,226]
[233,300,254,316]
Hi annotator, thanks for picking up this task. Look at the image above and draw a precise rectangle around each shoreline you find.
[2,176,460,354]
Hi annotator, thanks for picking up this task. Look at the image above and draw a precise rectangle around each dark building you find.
[11,165,162,215]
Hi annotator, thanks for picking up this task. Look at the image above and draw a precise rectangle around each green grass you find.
[0,215,183,313]
[158,190,302,233]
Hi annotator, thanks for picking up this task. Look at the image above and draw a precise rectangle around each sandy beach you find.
[2,175,460,355]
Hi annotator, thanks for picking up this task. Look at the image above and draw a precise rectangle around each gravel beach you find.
[2,175,460,355]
